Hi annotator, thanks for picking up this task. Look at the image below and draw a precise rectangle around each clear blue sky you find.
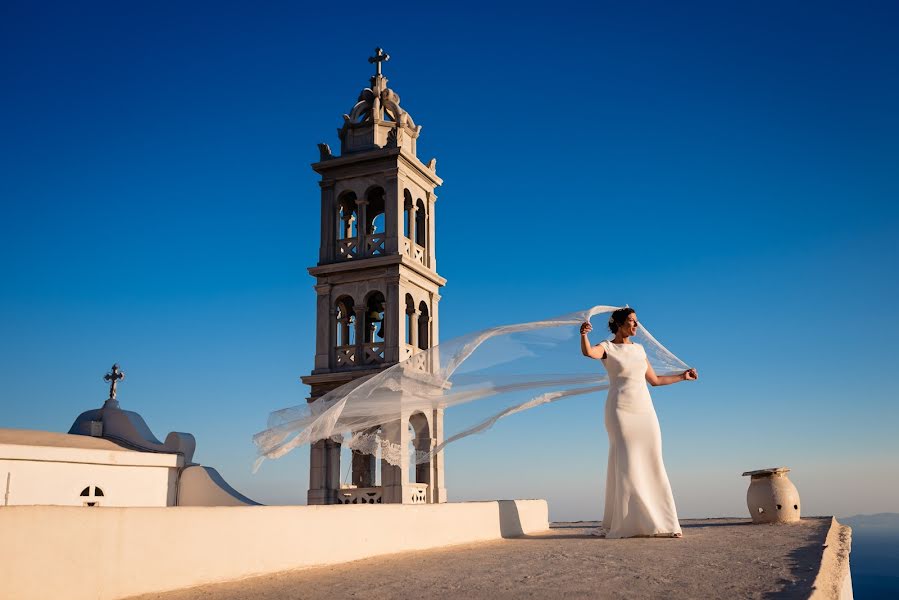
[1,1,897,520]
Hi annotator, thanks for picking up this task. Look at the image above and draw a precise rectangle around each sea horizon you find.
[839,513,899,599]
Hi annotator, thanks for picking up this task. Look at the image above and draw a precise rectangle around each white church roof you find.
[0,428,182,467]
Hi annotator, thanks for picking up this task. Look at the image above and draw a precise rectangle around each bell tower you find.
[301,49,447,505]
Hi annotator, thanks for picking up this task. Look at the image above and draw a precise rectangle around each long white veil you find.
[252,305,690,471]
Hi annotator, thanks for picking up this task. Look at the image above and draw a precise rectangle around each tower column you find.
[315,284,332,371]
[431,292,441,346]
[308,438,341,505]
[385,175,401,255]
[354,305,366,365]
[384,275,400,363]
[380,414,411,504]
[428,194,437,270]
[356,198,368,257]
[319,180,336,263]
[432,408,447,502]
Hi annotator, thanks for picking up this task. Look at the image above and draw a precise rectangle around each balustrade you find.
[335,484,428,505]
[335,345,356,367]
[407,346,430,372]
[337,486,382,504]
[412,243,425,265]
[363,342,385,364]
[408,483,428,504]
[337,238,358,260]
[336,236,423,263]
[365,234,385,256]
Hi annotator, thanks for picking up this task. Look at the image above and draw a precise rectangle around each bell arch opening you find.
[403,190,413,239]
[365,187,386,256]
[336,192,358,240]
[404,294,415,346]
[408,412,431,485]
[417,301,430,350]
[414,199,427,248]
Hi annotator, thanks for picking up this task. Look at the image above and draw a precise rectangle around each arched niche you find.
[404,293,415,346]
[334,296,356,347]
[336,192,358,240]
[403,190,413,239]
[364,187,386,256]
[365,187,386,235]
[414,198,427,248]
[364,291,387,363]
[349,425,382,490]
[417,301,430,350]
[408,412,431,485]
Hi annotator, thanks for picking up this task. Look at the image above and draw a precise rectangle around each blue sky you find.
[1,1,897,520]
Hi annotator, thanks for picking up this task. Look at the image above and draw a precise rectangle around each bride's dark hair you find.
[608,307,636,334]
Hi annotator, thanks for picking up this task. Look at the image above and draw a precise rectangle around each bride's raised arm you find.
[645,360,698,387]
[580,322,607,360]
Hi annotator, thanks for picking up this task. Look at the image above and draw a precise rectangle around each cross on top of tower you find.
[104,363,125,401]
[368,47,390,77]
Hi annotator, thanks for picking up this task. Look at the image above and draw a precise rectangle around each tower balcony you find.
[335,343,386,368]
[401,344,434,373]
[337,483,428,505]
[401,238,426,266]
[336,233,386,261]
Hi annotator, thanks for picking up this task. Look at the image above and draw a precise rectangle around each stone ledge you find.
[124,516,854,600]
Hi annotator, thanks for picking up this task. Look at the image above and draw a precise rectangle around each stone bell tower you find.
[301,49,447,506]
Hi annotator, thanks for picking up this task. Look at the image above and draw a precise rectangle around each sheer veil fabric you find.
[253,305,690,472]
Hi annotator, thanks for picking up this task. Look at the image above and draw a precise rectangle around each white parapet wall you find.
[810,517,854,600]
[0,499,548,600]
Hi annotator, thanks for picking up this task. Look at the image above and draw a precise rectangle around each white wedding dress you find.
[600,340,681,538]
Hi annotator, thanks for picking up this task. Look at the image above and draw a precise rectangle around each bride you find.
[580,308,697,538]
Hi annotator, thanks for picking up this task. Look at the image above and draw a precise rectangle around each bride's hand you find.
[683,369,698,381]
[580,322,592,335]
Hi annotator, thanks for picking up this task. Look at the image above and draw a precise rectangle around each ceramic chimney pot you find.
[741,467,801,524]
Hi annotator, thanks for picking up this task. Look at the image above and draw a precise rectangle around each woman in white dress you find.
[580,308,697,538]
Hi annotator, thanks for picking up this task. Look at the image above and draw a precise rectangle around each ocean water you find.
[842,514,899,599]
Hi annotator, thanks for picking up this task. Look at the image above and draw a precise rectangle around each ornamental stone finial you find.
[104,363,125,401]
[368,47,390,78]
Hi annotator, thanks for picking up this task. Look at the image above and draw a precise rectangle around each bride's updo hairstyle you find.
[608,307,636,334]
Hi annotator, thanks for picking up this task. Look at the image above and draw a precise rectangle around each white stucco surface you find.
[0,500,549,600]
[1,428,181,507]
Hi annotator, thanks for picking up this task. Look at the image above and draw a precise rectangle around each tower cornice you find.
[308,253,447,287]
[312,147,442,188]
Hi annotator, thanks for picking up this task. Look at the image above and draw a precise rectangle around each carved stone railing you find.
[337,237,358,260]
[335,345,356,367]
[409,349,430,372]
[408,483,428,504]
[365,234,385,256]
[401,344,431,373]
[401,344,415,362]
[335,485,427,505]
[412,243,425,266]
[362,342,385,364]
[402,238,412,258]
[337,486,382,505]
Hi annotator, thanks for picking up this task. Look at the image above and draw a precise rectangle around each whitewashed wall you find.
[0,500,549,600]
[0,436,181,507]
[1,459,177,507]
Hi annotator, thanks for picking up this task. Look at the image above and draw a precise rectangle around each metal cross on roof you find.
[104,363,125,401]
[368,47,390,77]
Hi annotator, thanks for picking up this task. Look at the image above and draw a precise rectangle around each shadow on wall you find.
[761,519,834,600]
[498,500,524,538]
